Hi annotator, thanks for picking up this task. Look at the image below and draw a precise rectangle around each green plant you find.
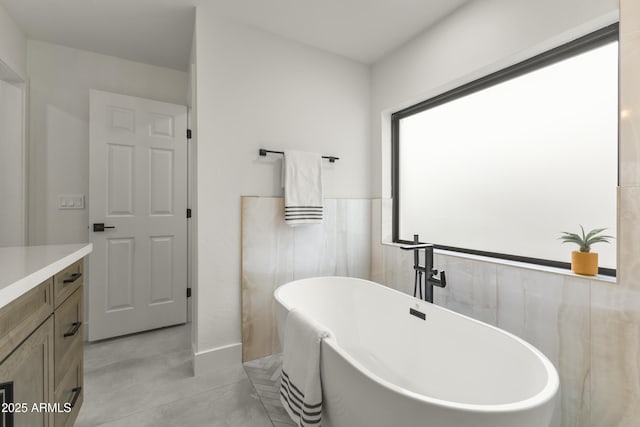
[559,225,613,253]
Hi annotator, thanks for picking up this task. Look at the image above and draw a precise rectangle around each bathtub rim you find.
[274,275,559,414]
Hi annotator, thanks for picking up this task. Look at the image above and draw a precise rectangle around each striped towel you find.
[283,150,323,225]
[280,309,332,427]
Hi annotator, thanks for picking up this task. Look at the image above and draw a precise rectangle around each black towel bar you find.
[259,148,339,163]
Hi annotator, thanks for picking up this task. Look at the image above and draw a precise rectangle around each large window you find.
[392,25,618,275]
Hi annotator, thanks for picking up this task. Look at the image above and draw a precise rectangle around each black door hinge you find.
[186,288,192,298]
[186,129,192,139]
[186,208,192,218]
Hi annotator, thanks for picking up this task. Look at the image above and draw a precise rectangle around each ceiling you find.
[1,0,471,71]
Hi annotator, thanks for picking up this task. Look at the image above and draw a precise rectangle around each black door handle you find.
[93,223,116,232]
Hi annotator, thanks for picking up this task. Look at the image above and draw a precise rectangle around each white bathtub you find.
[274,276,558,427]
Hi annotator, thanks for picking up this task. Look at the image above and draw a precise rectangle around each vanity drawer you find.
[54,355,83,427]
[54,287,83,385]
[0,278,53,362]
[54,259,83,308]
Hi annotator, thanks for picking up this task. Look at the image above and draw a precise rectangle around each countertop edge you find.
[0,244,93,310]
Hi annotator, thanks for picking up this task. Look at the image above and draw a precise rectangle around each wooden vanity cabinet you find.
[53,279,83,427]
[0,258,85,427]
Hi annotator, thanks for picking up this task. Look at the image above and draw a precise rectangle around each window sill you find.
[380,241,617,284]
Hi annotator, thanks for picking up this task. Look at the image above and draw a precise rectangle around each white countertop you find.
[0,243,93,310]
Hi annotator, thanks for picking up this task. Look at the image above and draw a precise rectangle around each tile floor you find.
[75,324,289,427]
[243,354,295,427]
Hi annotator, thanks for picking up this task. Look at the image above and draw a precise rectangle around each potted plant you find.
[559,225,613,276]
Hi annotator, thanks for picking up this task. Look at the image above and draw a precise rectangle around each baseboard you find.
[193,342,242,376]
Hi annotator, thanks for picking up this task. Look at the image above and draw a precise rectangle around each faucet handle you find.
[429,270,447,288]
[438,271,447,288]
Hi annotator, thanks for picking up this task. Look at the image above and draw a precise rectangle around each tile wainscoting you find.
[241,197,371,362]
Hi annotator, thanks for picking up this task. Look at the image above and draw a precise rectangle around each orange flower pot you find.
[571,251,598,276]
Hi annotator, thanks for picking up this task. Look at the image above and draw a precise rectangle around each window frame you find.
[391,23,619,276]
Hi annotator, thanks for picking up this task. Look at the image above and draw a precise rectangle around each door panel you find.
[149,236,174,305]
[89,90,187,341]
[106,237,135,312]
[107,144,134,215]
[149,148,174,215]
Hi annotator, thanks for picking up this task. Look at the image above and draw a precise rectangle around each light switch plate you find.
[58,194,85,210]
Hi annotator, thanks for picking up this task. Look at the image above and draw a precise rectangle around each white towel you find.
[280,309,332,427]
[283,150,323,226]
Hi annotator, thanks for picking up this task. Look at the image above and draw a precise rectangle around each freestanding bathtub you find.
[274,276,558,427]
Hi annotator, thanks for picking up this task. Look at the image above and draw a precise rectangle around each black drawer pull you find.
[63,322,82,338]
[63,272,82,284]
[69,387,82,409]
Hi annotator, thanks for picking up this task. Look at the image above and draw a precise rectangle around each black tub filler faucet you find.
[400,234,446,303]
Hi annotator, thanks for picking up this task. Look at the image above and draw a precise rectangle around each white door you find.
[89,90,187,341]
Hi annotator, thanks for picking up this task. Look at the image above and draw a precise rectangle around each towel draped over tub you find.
[280,308,332,426]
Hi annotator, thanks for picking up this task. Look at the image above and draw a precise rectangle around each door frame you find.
[0,58,28,246]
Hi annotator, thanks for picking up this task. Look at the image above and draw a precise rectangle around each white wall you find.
[0,79,25,246]
[0,5,26,247]
[27,41,188,245]
[0,3,26,80]
[193,6,370,371]
[372,0,619,198]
